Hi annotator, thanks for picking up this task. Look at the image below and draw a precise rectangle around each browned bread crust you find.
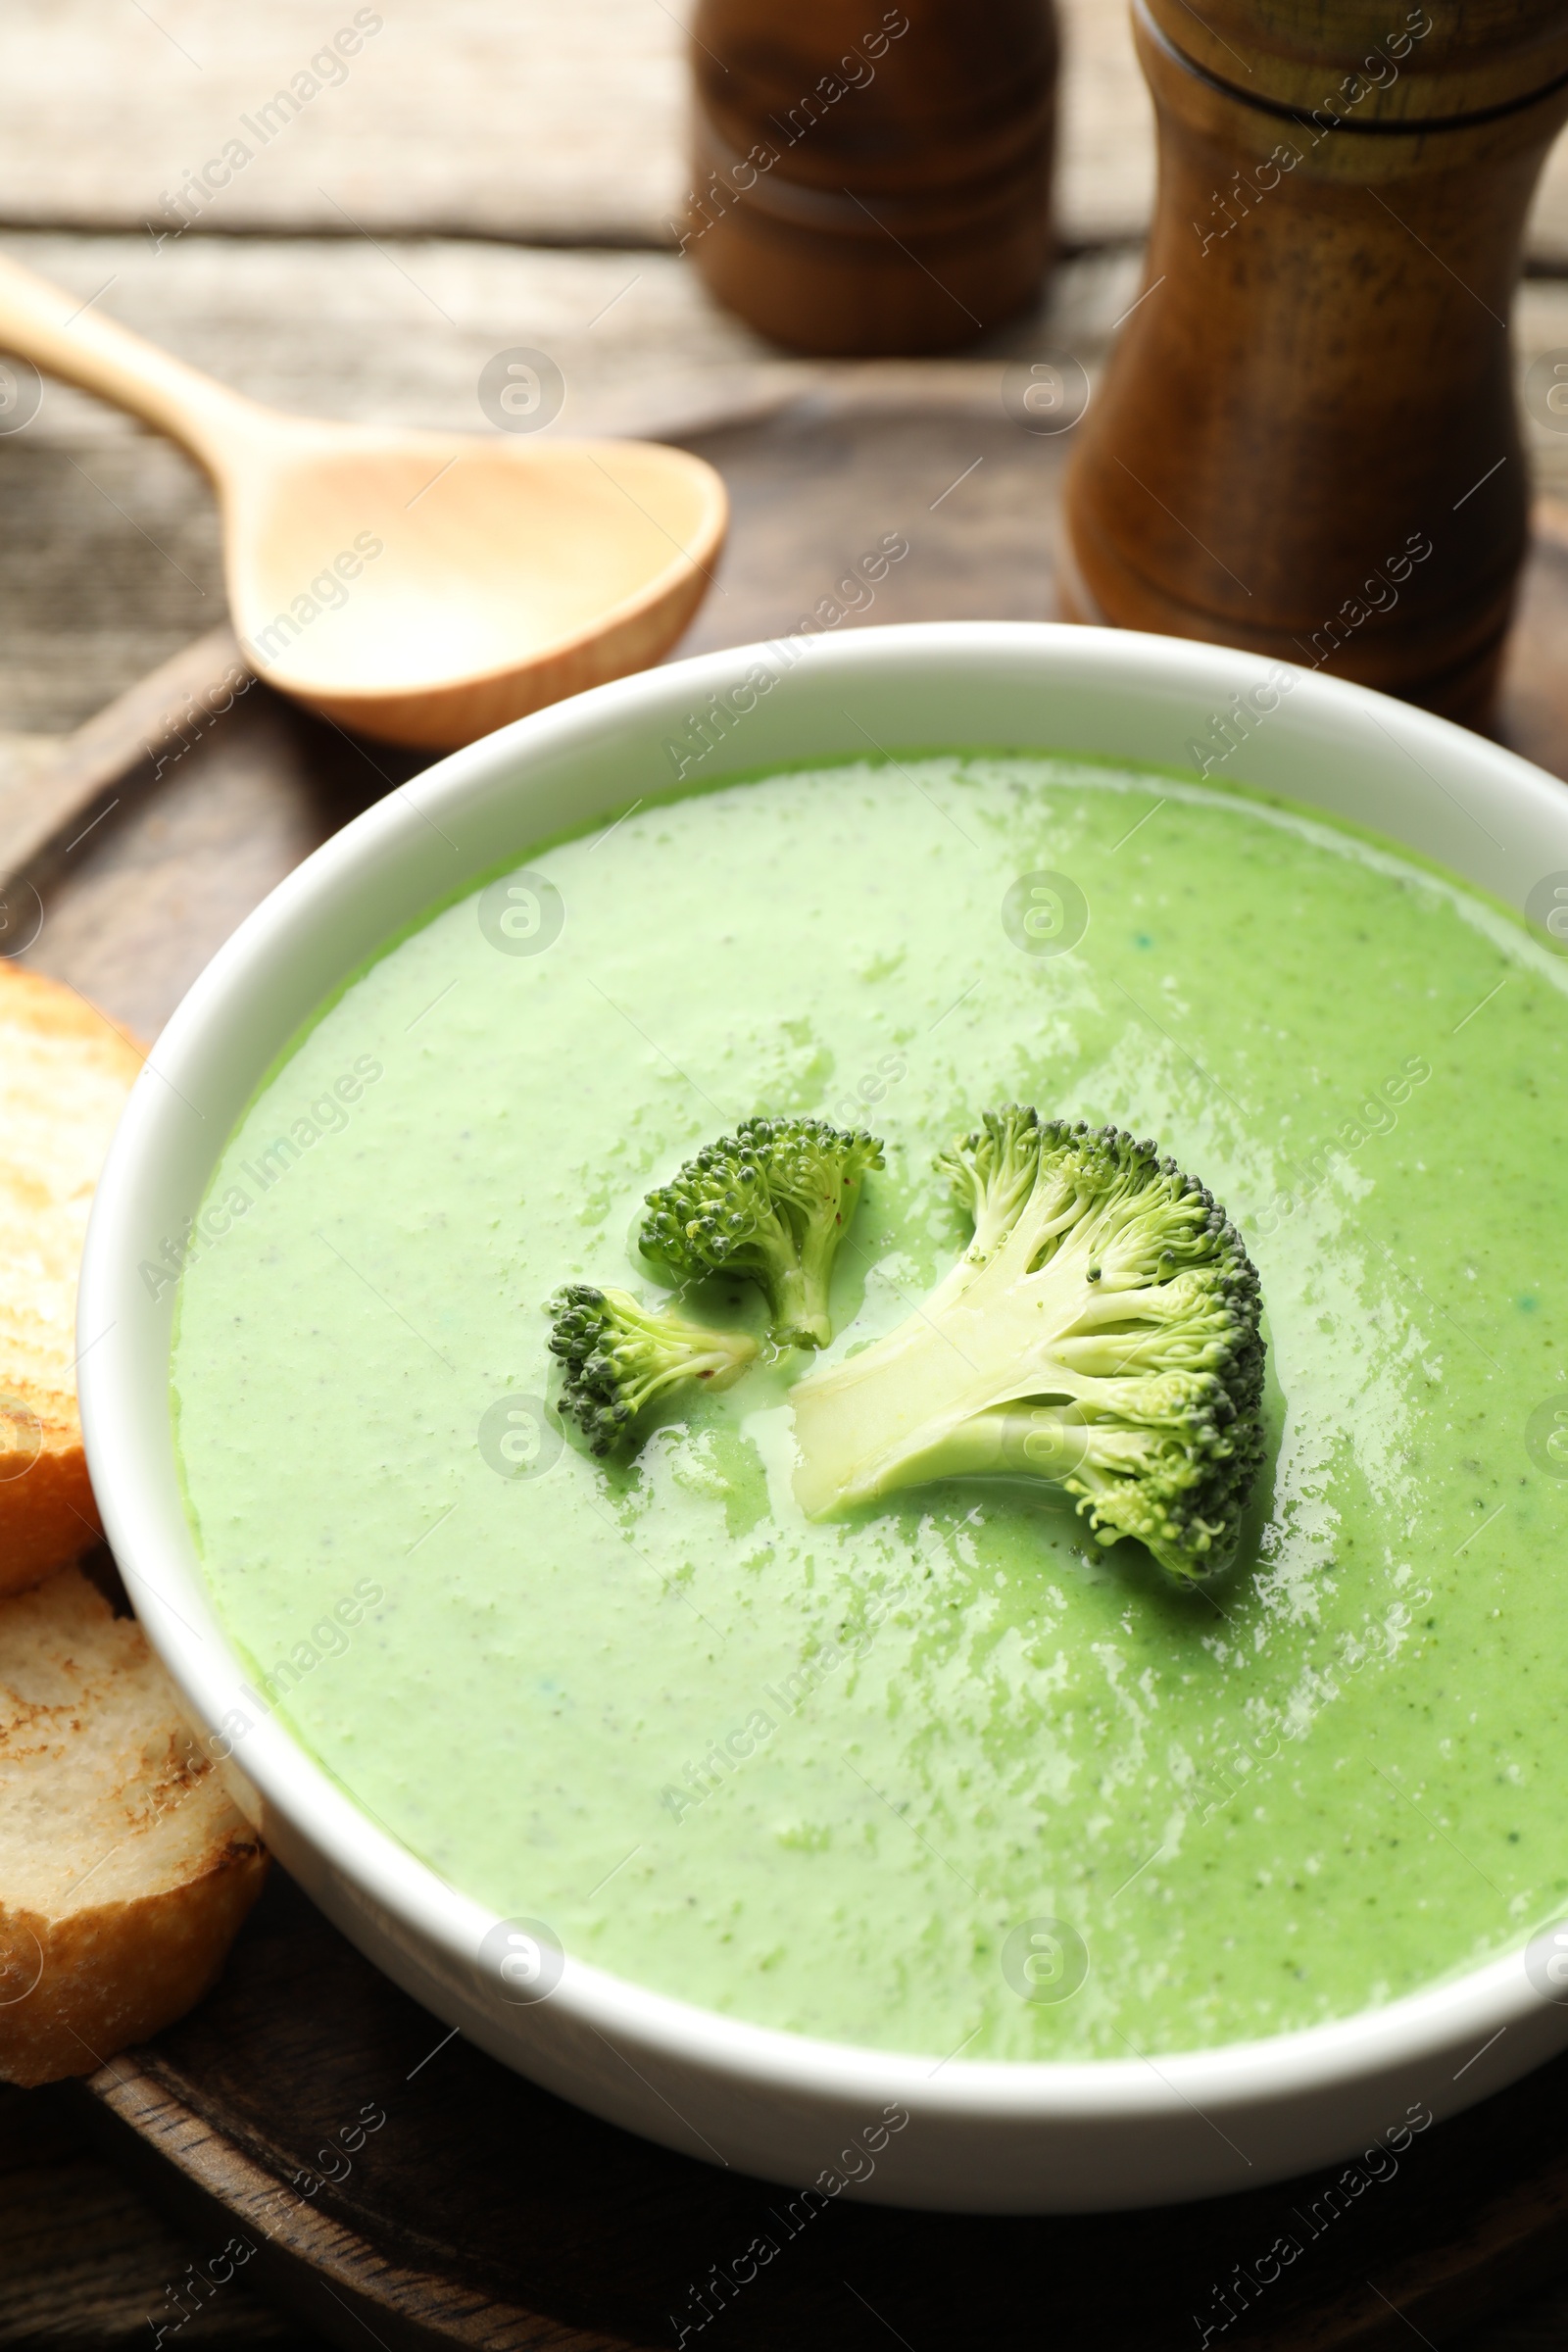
[0,1565,268,2084]
[0,960,143,1592]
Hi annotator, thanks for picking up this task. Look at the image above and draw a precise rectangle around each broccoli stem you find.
[880,1401,1093,1488]
[771,1220,841,1350]
[791,1229,1116,1515]
[788,1112,1265,1585]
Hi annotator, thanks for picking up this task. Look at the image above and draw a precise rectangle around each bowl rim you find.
[76,616,1565,2129]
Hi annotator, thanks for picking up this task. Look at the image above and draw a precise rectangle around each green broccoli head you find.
[789,1111,1265,1584]
[548,1283,758,1456]
[639,1114,884,1349]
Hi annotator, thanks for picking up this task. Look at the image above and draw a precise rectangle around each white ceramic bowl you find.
[78,622,1568,2213]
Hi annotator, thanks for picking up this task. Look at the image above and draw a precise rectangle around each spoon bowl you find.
[0,257,727,750]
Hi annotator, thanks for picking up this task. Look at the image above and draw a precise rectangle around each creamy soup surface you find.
[172,756,1568,2058]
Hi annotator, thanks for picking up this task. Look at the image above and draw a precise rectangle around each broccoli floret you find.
[789,1110,1265,1584]
[640,1115,884,1350]
[548,1283,758,1455]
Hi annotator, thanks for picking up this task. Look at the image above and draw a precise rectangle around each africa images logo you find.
[477,1918,564,2005]
[1525,1919,1568,2002]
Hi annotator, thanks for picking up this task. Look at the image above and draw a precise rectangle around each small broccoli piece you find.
[548,1283,758,1455]
[789,1110,1265,1584]
[640,1115,884,1350]
[944,1099,1046,1271]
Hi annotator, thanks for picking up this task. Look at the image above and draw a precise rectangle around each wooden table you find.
[5,7,1568,2343]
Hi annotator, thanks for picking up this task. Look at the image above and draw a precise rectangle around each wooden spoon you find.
[0,255,728,751]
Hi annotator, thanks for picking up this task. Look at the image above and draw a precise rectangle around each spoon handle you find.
[0,253,260,471]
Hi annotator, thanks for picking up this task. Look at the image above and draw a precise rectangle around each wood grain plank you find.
[0,0,1563,265]
[0,232,1564,744]
[0,2090,314,2346]
[0,230,1141,446]
[0,0,686,250]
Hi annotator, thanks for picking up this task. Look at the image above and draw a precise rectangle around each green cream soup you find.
[171,756,1568,2059]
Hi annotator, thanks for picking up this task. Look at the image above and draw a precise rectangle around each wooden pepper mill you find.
[683,0,1057,357]
[1061,2,1568,725]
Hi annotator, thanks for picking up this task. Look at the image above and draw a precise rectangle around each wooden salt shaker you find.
[682,0,1057,356]
[1061,2,1568,725]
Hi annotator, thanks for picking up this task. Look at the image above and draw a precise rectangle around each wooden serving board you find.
[18,385,1568,2351]
[70,1868,1568,2352]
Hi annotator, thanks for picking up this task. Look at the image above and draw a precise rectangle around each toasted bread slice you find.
[0,959,143,1593]
[0,1564,267,2085]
